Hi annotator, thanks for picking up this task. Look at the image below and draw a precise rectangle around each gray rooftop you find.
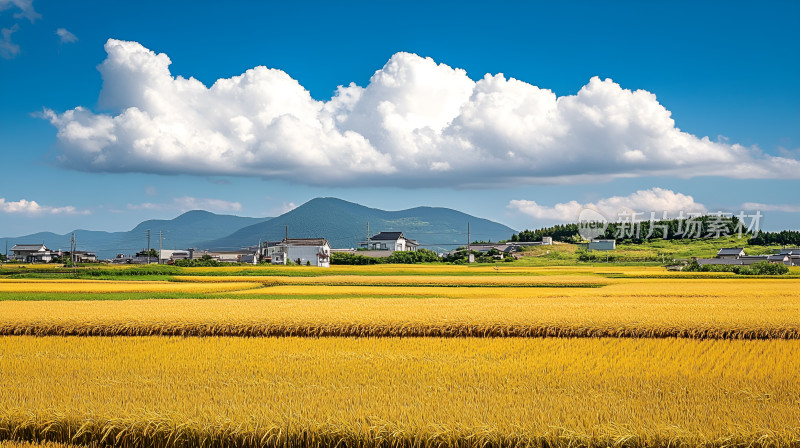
[10,244,47,251]
[281,238,329,247]
[370,232,405,241]
[717,248,745,256]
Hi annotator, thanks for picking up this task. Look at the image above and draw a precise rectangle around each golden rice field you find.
[2,265,799,448]
[2,276,798,339]
[0,279,261,294]
[172,274,610,287]
[2,336,800,448]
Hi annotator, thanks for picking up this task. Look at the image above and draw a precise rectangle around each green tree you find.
[746,261,789,275]
[136,249,159,259]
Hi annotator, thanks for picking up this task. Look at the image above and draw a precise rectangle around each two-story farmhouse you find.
[10,244,57,263]
[359,232,419,251]
[271,238,331,267]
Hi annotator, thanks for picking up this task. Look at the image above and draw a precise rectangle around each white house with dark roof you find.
[359,232,419,251]
[716,248,746,259]
[777,248,800,266]
[10,244,57,263]
[272,238,331,267]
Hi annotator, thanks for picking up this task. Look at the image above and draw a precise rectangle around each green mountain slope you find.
[203,198,516,251]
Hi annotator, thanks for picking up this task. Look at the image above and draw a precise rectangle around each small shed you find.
[588,239,616,251]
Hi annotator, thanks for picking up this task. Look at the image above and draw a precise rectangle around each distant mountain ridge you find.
[2,211,270,260]
[202,198,516,251]
[3,198,517,259]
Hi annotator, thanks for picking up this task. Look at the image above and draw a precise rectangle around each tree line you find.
[748,230,800,246]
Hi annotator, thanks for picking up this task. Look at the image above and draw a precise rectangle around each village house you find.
[10,244,58,263]
[190,249,259,264]
[359,232,419,251]
[161,250,191,263]
[716,248,746,259]
[271,238,331,267]
[110,254,134,264]
[445,239,553,260]
[466,244,514,259]
[63,251,98,263]
[696,247,798,267]
[777,248,800,266]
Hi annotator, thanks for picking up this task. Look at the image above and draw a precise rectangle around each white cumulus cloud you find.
[43,39,800,187]
[0,24,19,59]
[0,197,90,215]
[740,202,800,213]
[509,188,707,222]
[56,27,77,44]
[269,202,296,216]
[0,0,39,22]
[127,196,242,213]
[0,0,40,59]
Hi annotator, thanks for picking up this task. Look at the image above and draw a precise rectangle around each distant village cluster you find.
[696,247,800,267]
[7,233,798,268]
[4,232,555,268]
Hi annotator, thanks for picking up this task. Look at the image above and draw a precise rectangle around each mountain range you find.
[2,198,516,259]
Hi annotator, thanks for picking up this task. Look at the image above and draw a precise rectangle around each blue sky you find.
[1,0,798,238]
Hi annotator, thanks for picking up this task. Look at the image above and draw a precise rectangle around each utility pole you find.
[70,232,76,266]
[146,229,151,264]
[467,222,471,251]
[283,226,289,264]
[366,221,370,249]
[158,230,163,265]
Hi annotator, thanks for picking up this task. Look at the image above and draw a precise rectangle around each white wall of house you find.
[364,240,400,251]
[286,244,330,267]
[361,237,417,251]
[11,246,55,262]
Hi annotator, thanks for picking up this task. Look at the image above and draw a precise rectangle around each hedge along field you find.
[172,274,610,287]
[1,337,799,448]
[0,263,716,278]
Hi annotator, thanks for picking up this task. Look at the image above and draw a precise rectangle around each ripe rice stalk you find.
[1,285,798,339]
[1,337,800,448]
